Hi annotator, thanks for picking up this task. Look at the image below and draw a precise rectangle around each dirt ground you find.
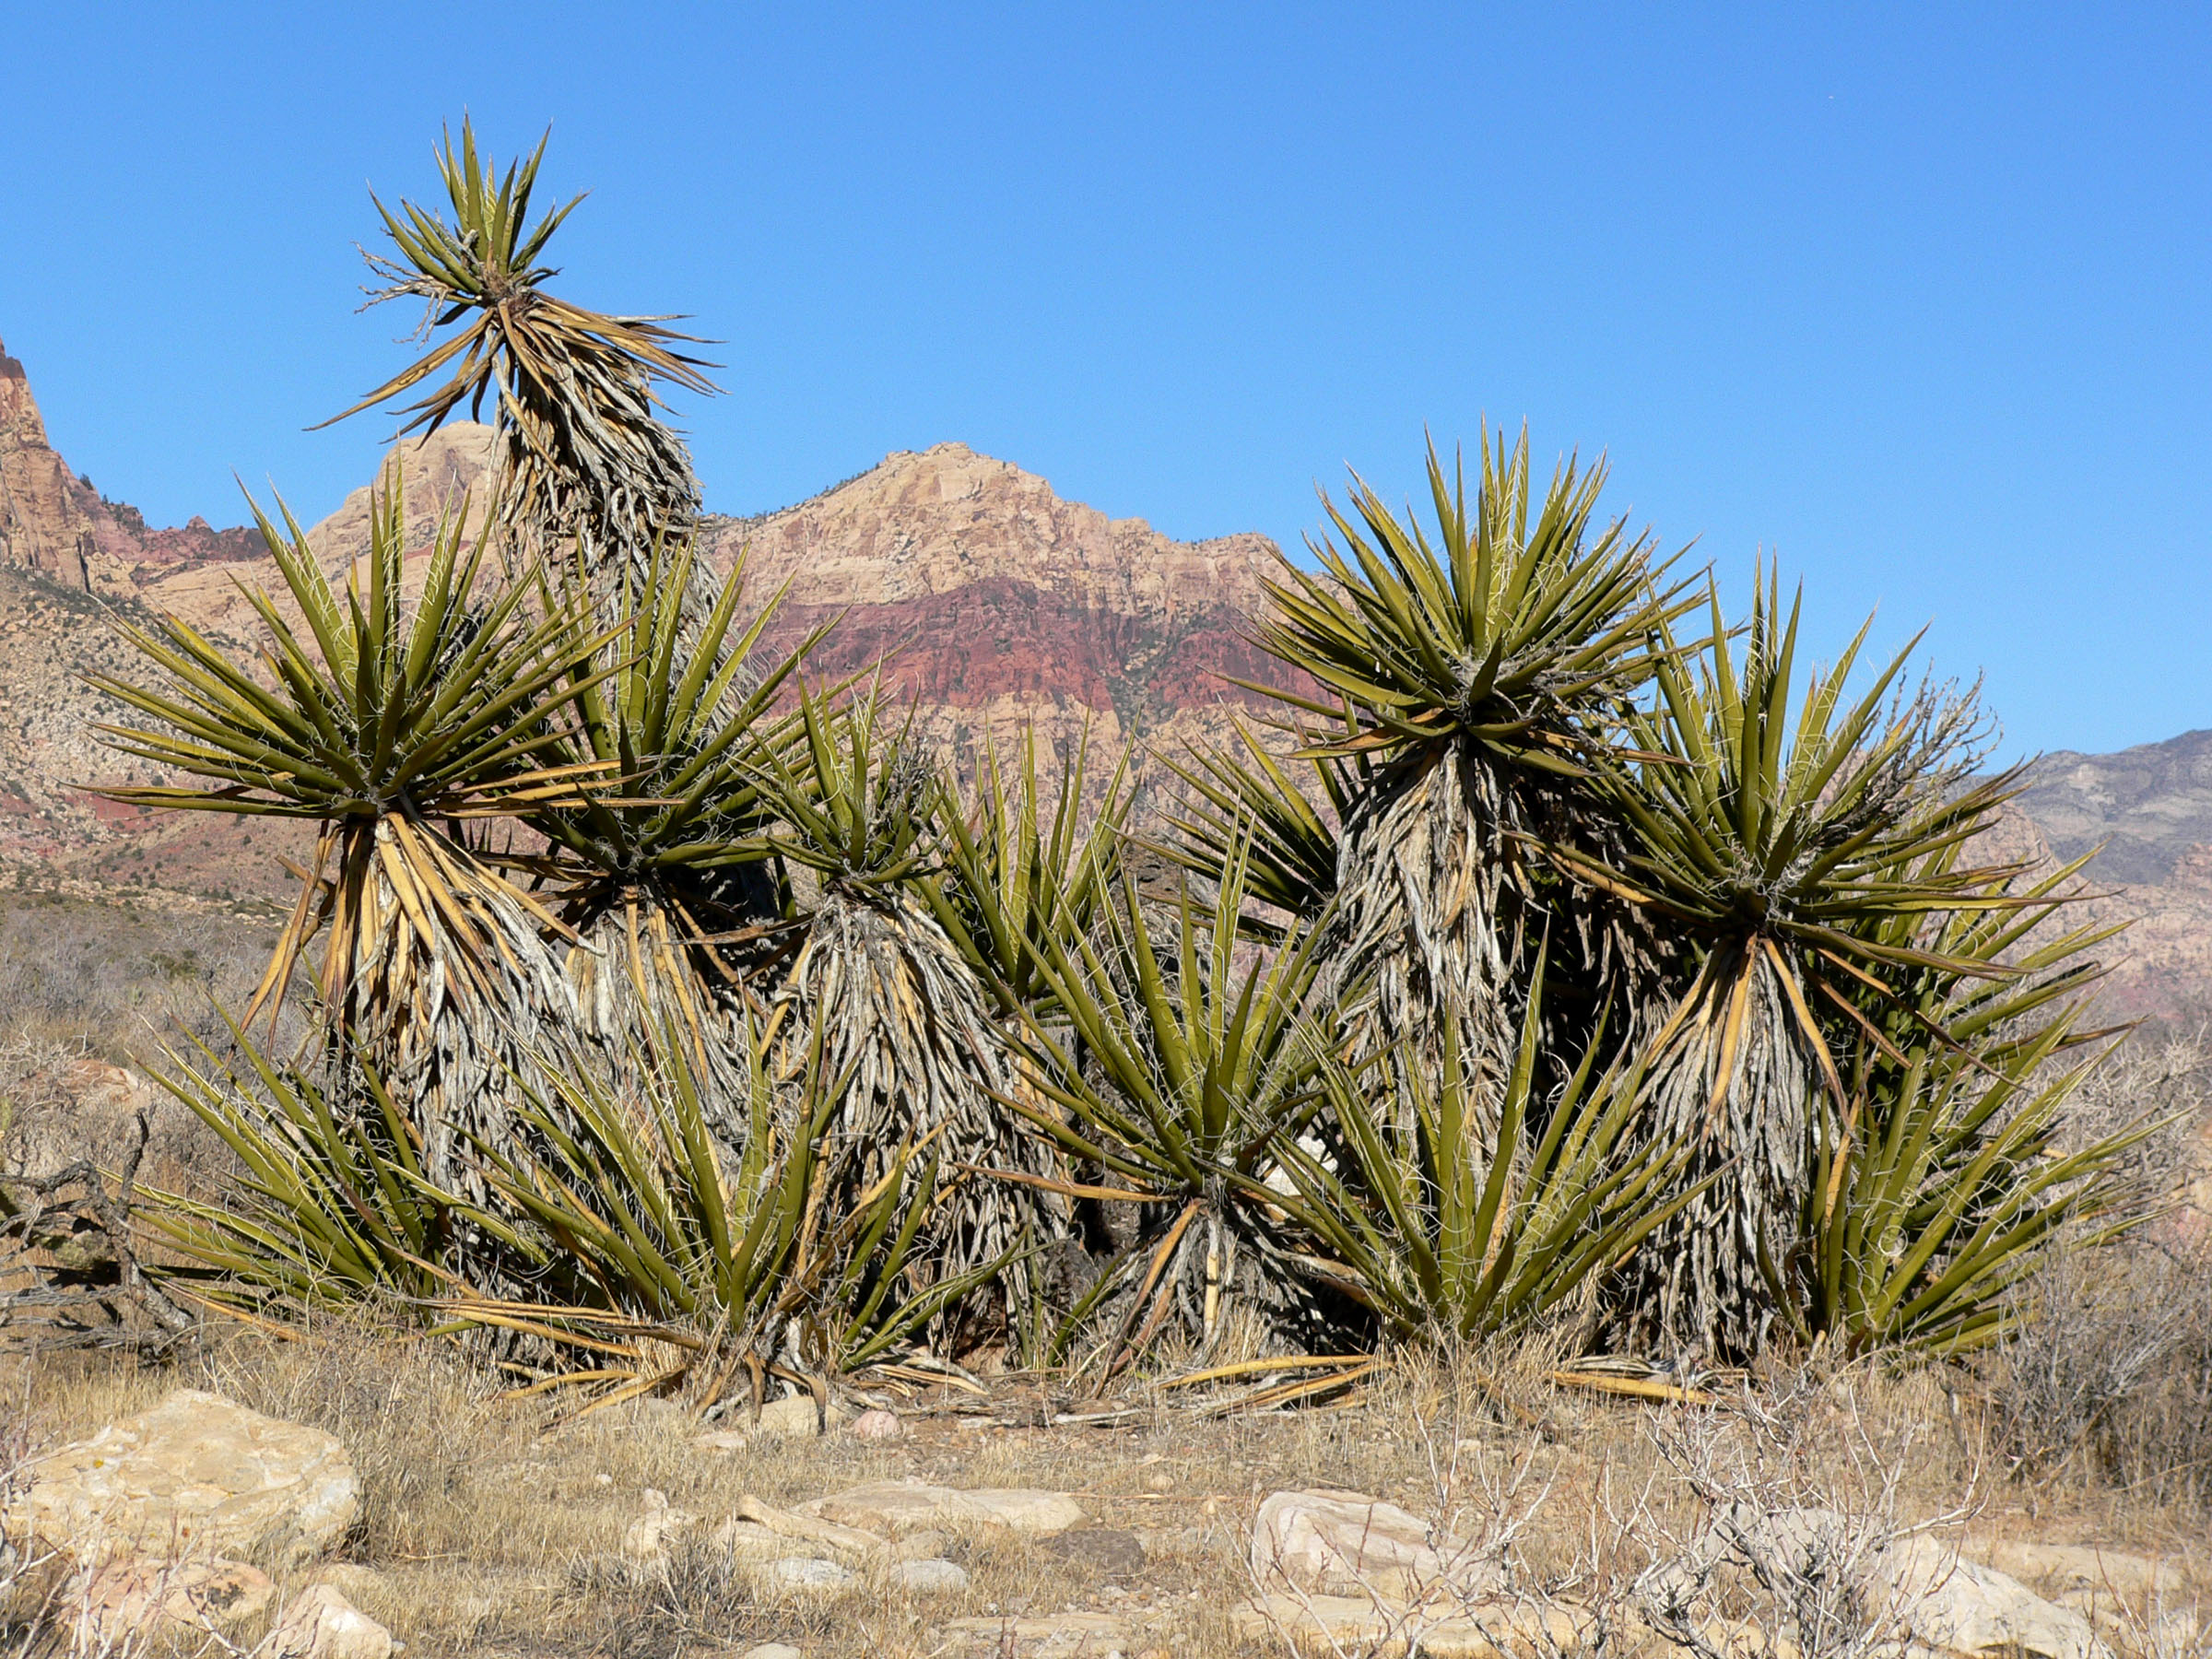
[7,1322,2206,1659]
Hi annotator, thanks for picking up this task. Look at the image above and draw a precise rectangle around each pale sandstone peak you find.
[0,336,136,595]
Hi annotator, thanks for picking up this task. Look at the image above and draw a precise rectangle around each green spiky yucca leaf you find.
[1009,837,1347,1364]
[88,482,609,1030]
[138,1022,464,1315]
[1794,847,2141,1356]
[322,120,717,590]
[1270,964,1707,1343]
[1250,431,1693,768]
[930,723,1133,1020]
[755,684,937,889]
[1809,1021,2161,1357]
[449,1012,997,1406]
[1159,710,1367,930]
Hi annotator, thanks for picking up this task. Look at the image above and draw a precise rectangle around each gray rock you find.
[888,1557,971,1594]
[735,1647,805,1659]
[804,1477,1085,1538]
[263,1583,395,1659]
[763,1556,858,1592]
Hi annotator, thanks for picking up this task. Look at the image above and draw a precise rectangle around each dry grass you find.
[1,1324,2203,1659]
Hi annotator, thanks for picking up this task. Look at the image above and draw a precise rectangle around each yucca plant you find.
[1807,1019,2159,1357]
[446,1012,999,1412]
[1793,848,2136,1354]
[1574,572,2041,1359]
[1246,430,1695,1132]
[1010,837,1348,1369]
[930,723,1133,1020]
[1269,965,1706,1344]
[529,537,833,1136]
[139,1024,464,1316]
[323,120,717,604]
[89,485,609,1194]
[1160,710,1365,933]
[752,687,1061,1347]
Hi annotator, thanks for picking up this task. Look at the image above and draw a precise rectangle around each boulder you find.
[802,1477,1084,1538]
[263,1583,395,1659]
[849,1407,904,1441]
[70,1558,274,1648]
[736,1647,805,1659]
[18,1390,358,1564]
[1250,1488,1495,1599]
[762,1556,858,1592]
[888,1557,970,1594]
[1882,1535,2110,1659]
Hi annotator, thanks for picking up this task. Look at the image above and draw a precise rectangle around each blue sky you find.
[2,3,2205,757]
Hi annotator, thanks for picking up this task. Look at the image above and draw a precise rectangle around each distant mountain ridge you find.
[2,333,2207,1022]
[2011,729,2212,888]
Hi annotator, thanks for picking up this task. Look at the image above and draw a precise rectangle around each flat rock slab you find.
[802,1478,1085,1538]
[1235,1593,1593,1658]
[941,1612,1135,1654]
[18,1389,358,1564]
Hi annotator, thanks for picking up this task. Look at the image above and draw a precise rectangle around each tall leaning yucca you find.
[89,484,606,1194]
[1246,430,1694,1129]
[323,121,718,605]
[1572,571,2037,1359]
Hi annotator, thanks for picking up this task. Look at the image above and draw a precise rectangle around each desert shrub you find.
[1986,1031,2212,1509]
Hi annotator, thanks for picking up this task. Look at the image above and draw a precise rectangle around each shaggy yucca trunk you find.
[1612,945,1818,1361]
[312,818,583,1206]
[774,881,1062,1345]
[1333,739,1526,1132]
[1332,736,1665,1145]
[562,896,766,1153]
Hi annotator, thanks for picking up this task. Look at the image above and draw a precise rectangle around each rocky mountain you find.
[2,332,2207,1022]
[0,340,1288,906]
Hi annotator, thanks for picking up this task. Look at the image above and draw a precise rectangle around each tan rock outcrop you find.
[16,1389,359,1565]
[0,339,135,595]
